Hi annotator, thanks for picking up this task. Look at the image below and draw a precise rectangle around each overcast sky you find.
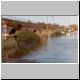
[2,16,78,26]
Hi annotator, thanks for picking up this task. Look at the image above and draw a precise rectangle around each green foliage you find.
[51,32,63,36]
[2,30,41,58]
[16,30,41,50]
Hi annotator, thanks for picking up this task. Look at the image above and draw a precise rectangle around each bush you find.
[51,31,63,36]
[16,30,41,50]
[2,29,41,59]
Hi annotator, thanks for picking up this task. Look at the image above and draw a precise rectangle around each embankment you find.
[2,30,42,62]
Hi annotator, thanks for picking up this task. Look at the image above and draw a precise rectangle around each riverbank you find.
[2,29,65,63]
[3,31,78,63]
[2,29,42,62]
[2,18,78,63]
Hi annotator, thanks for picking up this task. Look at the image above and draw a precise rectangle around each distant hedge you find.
[51,31,65,36]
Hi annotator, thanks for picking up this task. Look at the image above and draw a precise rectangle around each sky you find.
[2,16,78,26]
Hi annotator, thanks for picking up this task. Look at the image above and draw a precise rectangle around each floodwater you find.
[21,32,78,63]
[8,31,78,63]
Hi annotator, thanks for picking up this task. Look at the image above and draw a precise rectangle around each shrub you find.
[16,30,41,50]
[51,31,63,36]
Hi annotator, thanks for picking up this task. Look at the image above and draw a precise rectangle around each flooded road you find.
[8,31,78,63]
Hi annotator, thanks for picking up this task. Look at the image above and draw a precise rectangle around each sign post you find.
[2,21,9,40]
